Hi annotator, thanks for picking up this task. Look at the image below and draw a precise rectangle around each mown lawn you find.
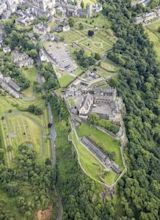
[59,75,75,88]
[0,93,44,113]
[22,67,37,97]
[77,123,124,169]
[0,113,44,165]
[100,59,118,72]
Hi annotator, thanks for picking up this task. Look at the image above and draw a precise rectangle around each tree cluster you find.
[27,104,43,115]
[88,113,120,134]
[0,145,55,219]
[3,19,39,59]
[75,49,99,68]
[103,0,160,219]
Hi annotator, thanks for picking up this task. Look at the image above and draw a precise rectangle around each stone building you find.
[12,51,34,68]
[0,73,21,98]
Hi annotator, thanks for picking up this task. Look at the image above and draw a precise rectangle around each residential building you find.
[0,73,21,98]
[12,51,34,68]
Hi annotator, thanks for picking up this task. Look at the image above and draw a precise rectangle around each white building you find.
[3,46,11,53]
[79,94,94,118]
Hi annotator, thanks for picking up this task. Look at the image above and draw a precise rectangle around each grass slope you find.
[70,129,118,185]
[145,20,160,61]
[77,123,124,169]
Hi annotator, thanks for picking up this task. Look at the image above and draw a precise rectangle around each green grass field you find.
[0,93,43,114]
[21,67,37,98]
[83,0,97,7]
[145,20,160,61]
[70,129,118,186]
[59,74,75,88]
[77,123,124,169]
[97,59,118,79]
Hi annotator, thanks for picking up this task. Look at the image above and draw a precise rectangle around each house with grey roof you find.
[81,137,121,174]
[0,73,21,98]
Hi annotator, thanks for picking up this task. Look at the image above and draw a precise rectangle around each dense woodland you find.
[105,0,160,219]
[0,145,56,219]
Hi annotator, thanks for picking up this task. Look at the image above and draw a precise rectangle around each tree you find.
[88,30,94,37]
[81,1,84,9]
[94,53,101,60]
[68,18,75,27]
[79,23,84,30]
[27,105,43,115]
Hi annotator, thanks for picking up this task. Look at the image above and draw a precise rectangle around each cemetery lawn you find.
[77,123,124,169]
[0,95,50,166]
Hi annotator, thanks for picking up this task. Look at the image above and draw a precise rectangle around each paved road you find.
[47,103,57,166]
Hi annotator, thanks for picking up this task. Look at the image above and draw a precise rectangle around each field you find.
[21,67,37,98]
[145,20,160,60]
[98,59,118,79]
[59,74,75,87]
[0,93,50,166]
[69,129,118,186]
[0,112,50,165]
[83,0,97,7]
[77,123,124,169]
